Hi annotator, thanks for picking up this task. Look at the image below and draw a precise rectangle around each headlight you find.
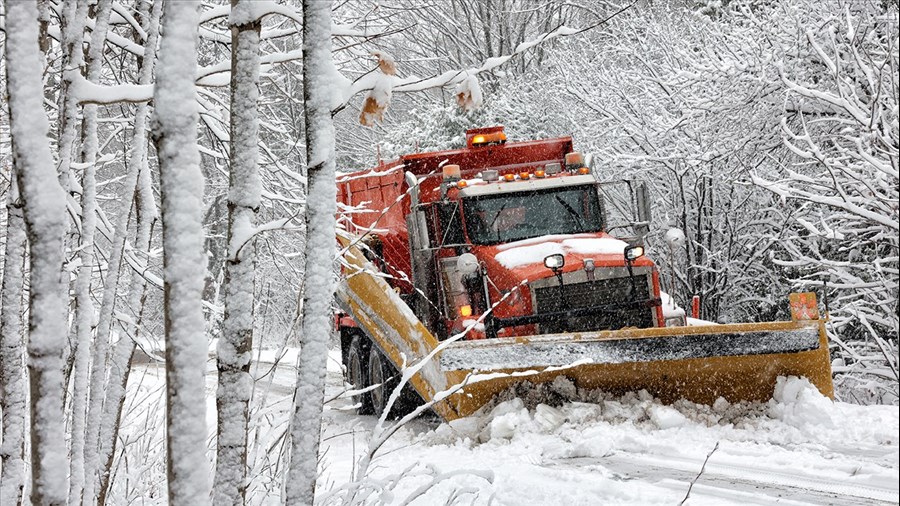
[544,253,565,270]
[624,245,644,261]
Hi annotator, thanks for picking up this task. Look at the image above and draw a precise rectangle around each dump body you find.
[335,127,834,420]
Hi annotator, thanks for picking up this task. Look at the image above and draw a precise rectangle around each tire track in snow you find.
[548,452,898,505]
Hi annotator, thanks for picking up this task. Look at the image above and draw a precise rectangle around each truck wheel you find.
[368,346,391,418]
[347,333,374,415]
[368,346,420,419]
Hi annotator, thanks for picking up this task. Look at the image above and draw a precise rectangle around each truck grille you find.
[534,276,655,333]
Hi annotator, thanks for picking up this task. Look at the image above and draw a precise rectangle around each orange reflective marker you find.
[789,292,820,321]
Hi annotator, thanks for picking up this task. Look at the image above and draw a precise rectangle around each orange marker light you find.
[443,164,461,180]
[535,170,546,178]
[577,167,590,175]
[457,180,468,188]
[519,172,530,180]
[503,173,516,182]
[459,305,473,317]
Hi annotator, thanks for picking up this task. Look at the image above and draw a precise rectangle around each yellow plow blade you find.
[337,234,834,422]
[439,321,834,418]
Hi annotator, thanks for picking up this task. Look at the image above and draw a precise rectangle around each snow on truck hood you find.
[493,233,630,269]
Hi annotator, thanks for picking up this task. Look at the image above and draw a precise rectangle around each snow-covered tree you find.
[3,0,71,503]
[68,1,113,503]
[747,2,899,403]
[96,2,164,503]
[0,177,27,506]
[151,0,211,503]
[285,1,339,502]
[214,0,262,503]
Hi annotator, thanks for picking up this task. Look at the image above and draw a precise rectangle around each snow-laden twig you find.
[230,215,301,261]
[332,2,636,115]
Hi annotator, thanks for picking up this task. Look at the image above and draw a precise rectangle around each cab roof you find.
[458,174,597,198]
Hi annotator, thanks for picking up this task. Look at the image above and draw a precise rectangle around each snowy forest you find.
[0,0,897,505]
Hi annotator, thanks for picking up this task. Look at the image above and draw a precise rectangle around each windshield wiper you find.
[555,195,583,229]
[487,202,507,242]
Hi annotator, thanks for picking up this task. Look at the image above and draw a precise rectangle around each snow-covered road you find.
[122,348,898,505]
[312,350,899,506]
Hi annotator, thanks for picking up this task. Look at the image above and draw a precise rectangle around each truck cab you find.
[412,161,662,341]
[337,126,662,342]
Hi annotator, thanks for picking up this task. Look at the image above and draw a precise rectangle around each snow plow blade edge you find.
[438,321,834,416]
[440,322,821,370]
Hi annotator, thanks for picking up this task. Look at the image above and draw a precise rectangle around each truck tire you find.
[367,346,420,419]
[347,333,374,415]
[368,346,391,418]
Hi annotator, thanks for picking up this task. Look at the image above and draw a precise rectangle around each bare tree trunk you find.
[96,216,156,506]
[56,0,88,191]
[37,0,51,54]
[3,1,71,503]
[95,3,163,503]
[214,1,261,503]
[286,1,338,503]
[57,0,90,409]
[151,0,211,503]
[0,180,28,506]
[69,1,113,503]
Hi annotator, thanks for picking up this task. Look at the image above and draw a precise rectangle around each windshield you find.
[463,185,604,245]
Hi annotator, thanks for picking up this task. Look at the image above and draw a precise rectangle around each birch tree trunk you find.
[214,0,261,503]
[96,2,163,503]
[0,179,28,506]
[56,0,88,191]
[3,0,71,503]
[286,0,338,503]
[57,0,89,404]
[151,0,211,503]
[69,1,113,503]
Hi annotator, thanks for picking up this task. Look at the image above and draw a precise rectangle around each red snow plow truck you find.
[334,126,833,421]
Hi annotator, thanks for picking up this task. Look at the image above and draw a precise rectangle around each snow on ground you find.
[319,374,898,505]
[120,347,899,505]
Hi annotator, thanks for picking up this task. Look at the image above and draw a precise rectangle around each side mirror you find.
[635,182,651,237]
[665,228,685,248]
[405,171,420,208]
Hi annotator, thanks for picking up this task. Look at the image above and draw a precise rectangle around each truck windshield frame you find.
[462,185,605,245]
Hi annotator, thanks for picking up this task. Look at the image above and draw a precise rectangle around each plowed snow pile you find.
[124,356,897,504]
[319,376,899,505]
